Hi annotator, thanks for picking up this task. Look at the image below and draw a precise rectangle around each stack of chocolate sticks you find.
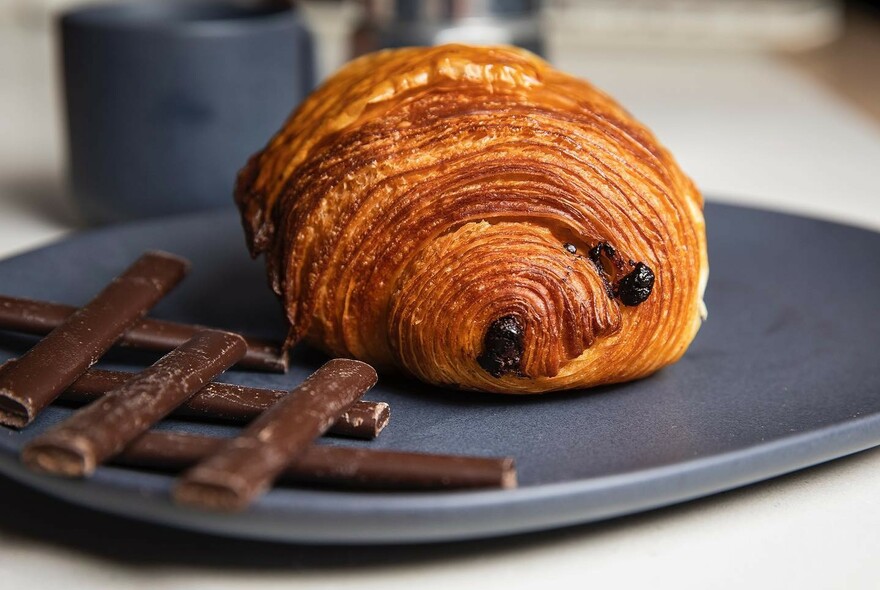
[0,251,517,512]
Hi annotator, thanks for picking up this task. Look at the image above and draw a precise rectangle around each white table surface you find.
[1,26,880,590]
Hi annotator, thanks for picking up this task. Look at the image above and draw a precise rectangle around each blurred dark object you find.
[353,0,544,57]
[60,0,314,225]
[784,2,880,121]
[852,0,880,11]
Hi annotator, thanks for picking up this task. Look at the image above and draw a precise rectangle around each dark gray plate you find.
[1,202,879,544]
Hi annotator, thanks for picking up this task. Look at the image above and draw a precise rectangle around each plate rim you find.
[2,413,879,544]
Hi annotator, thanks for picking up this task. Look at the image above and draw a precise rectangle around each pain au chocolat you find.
[235,44,708,394]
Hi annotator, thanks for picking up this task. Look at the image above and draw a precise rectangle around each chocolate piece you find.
[174,358,377,511]
[616,262,655,306]
[21,330,246,477]
[0,252,189,428]
[58,366,389,439]
[477,315,524,378]
[588,241,618,273]
[118,431,517,490]
[588,242,655,306]
[587,241,617,298]
[0,295,287,372]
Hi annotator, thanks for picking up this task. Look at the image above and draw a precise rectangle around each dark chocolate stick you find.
[58,366,389,439]
[118,431,517,490]
[21,330,246,477]
[174,358,377,511]
[0,295,287,372]
[0,252,189,428]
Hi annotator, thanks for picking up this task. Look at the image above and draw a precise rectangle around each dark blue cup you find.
[60,0,314,224]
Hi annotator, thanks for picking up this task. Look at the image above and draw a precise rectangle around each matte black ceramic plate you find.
[1,202,879,544]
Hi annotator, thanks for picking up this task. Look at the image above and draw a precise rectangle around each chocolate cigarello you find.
[0,295,287,372]
[58,367,390,439]
[118,431,517,490]
[174,358,377,511]
[0,252,189,428]
[21,330,246,477]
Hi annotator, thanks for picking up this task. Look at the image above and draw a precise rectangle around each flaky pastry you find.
[236,44,708,393]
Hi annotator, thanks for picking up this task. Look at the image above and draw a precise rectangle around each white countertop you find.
[1,26,880,590]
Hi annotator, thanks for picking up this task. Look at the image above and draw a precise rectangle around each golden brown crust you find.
[235,44,708,394]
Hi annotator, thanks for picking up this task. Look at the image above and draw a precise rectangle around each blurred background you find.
[0,0,879,252]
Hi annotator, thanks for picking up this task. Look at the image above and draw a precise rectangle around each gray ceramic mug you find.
[60,0,314,224]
